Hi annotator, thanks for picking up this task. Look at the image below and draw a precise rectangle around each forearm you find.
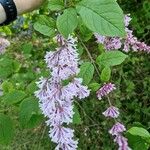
[0,0,44,24]
[14,0,44,14]
[0,4,6,24]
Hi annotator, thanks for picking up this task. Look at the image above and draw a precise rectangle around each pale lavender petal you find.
[114,135,131,150]
[97,83,116,100]
[109,122,126,135]
[102,106,120,118]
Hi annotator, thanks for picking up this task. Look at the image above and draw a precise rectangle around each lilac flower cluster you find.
[0,38,10,55]
[95,14,150,53]
[35,35,90,150]
[97,83,131,150]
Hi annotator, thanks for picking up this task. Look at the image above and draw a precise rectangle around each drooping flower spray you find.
[35,35,90,150]
[95,14,150,53]
[94,14,149,149]
[97,83,131,150]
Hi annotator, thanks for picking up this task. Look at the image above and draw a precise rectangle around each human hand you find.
[0,0,44,25]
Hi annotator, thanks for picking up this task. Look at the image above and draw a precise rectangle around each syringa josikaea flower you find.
[94,33,106,44]
[123,28,150,53]
[0,38,10,54]
[114,135,131,150]
[124,14,132,27]
[95,14,150,53]
[102,106,120,118]
[45,35,79,81]
[109,122,126,135]
[35,35,90,150]
[50,125,78,150]
[97,83,116,100]
[67,78,90,99]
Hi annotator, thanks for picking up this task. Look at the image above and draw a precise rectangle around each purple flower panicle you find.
[95,14,150,53]
[35,35,90,150]
[96,83,131,150]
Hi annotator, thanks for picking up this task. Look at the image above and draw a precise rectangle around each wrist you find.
[0,0,17,25]
[0,0,44,25]
[14,0,44,14]
[0,4,6,23]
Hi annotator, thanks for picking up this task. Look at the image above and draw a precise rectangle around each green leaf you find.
[89,82,100,92]
[76,0,125,37]
[127,134,149,150]
[21,43,33,54]
[26,81,38,94]
[96,51,128,67]
[1,81,14,93]
[77,45,84,56]
[34,15,56,37]
[48,0,64,11]
[78,21,93,41]
[13,60,21,73]
[0,57,14,79]
[25,114,43,129]
[19,97,41,128]
[78,62,94,85]
[100,66,111,82]
[73,105,82,124]
[3,90,26,104]
[57,8,78,38]
[0,67,12,79]
[128,127,150,138]
[0,114,14,145]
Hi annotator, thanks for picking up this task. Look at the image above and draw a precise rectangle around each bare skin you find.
[0,0,44,24]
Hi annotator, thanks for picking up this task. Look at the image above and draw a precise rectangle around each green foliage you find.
[127,134,149,150]
[78,23,93,42]
[89,82,100,92]
[78,62,94,85]
[34,15,56,37]
[96,51,128,67]
[3,90,26,104]
[73,105,82,124]
[76,0,125,37]
[19,97,42,128]
[57,8,78,37]
[0,114,14,145]
[128,127,150,138]
[21,43,33,54]
[0,57,14,79]
[1,81,14,93]
[100,67,111,82]
[48,0,64,11]
[26,81,38,94]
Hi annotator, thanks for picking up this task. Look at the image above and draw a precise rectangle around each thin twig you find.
[77,35,101,77]
[77,35,117,124]
[107,96,112,106]
[75,101,97,124]
[37,124,47,150]
[107,96,117,122]
[64,0,67,7]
